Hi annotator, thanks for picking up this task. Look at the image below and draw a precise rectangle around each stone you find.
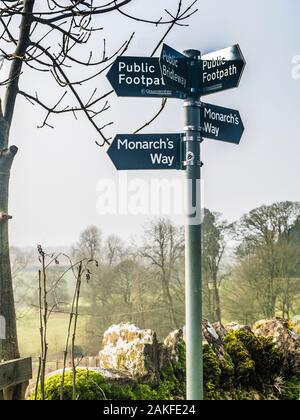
[212,322,227,341]
[161,328,184,369]
[225,322,253,334]
[202,320,227,356]
[161,319,227,368]
[98,323,159,381]
[253,318,300,375]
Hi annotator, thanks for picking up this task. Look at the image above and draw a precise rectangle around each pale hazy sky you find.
[1,0,300,247]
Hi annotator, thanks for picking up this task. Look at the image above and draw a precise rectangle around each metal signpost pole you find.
[183,49,203,401]
[107,42,246,401]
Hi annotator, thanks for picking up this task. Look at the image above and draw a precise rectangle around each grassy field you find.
[17,311,90,358]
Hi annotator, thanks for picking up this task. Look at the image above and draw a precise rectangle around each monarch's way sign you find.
[107,134,182,170]
[201,103,244,144]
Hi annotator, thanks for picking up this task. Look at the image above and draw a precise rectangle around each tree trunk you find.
[0,118,19,361]
[212,272,222,323]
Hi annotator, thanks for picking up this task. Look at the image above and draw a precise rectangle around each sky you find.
[1,0,300,247]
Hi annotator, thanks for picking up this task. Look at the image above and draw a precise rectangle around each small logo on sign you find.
[186,151,194,162]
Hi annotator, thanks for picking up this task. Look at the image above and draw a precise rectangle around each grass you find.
[17,311,90,358]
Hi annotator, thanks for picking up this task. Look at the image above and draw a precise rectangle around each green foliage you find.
[29,330,292,401]
[279,378,300,401]
[31,369,137,400]
[158,341,186,399]
[225,331,256,385]
[224,330,283,387]
[31,369,176,401]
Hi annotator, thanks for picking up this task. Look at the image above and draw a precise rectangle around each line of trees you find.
[13,201,300,355]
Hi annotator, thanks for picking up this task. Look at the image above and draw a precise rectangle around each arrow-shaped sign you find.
[201,103,244,144]
[159,44,191,95]
[200,44,246,95]
[106,57,186,99]
[107,134,182,170]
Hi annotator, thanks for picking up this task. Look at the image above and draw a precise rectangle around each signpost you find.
[107,134,182,170]
[201,44,246,95]
[106,56,186,98]
[160,44,191,95]
[201,103,244,144]
[106,42,246,401]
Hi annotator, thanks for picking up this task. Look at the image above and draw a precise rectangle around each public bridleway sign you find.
[159,44,191,95]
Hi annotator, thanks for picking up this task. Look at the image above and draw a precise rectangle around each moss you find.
[279,378,300,401]
[225,331,256,385]
[224,330,283,388]
[288,320,300,335]
[31,369,163,401]
[157,340,186,399]
[203,345,222,387]
[219,353,235,389]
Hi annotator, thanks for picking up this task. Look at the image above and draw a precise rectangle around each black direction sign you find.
[106,56,186,99]
[201,103,244,144]
[201,44,246,95]
[160,44,190,94]
[107,134,182,170]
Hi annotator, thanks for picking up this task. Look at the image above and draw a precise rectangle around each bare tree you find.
[34,245,96,400]
[72,226,102,262]
[235,201,300,318]
[105,234,124,266]
[0,0,197,364]
[202,209,229,323]
[142,219,184,330]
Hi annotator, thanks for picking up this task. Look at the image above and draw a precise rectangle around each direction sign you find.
[106,56,186,99]
[201,44,246,95]
[160,44,190,94]
[107,134,182,170]
[201,103,244,144]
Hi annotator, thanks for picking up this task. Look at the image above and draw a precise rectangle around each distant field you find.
[17,311,90,358]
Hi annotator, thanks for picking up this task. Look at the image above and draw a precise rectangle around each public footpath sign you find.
[200,44,246,95]
[106,56,186,98]
[201,103,244,144]
[106,43,246,401]
[159,44,191,94]
[107,134,182,170]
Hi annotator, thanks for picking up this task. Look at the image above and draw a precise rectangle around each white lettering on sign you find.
[116,137,176,167]
[162,65,187,89]
[162,50,179,68]
[203,122,219,137]
[117,138,175,151]
[204,107,240,125]
[118,61,156,73]
[202,56,226,69]
[117,60,162,87]
[150,154,174,166]
[203,63,237,83]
